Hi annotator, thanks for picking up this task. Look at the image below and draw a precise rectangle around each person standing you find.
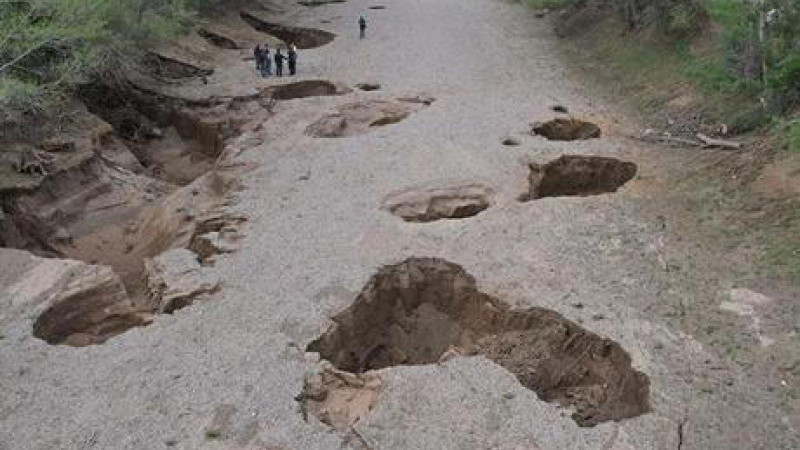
[287,44,297,76]
[253,44,263,73]
[359,15,367,39]
[274,48,286,77]
[262,45,272,77]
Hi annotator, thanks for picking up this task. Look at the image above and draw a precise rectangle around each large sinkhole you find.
[532,118,601,141]
[240,11,335,49]
[307,258,651,427]
[519,155,637,201]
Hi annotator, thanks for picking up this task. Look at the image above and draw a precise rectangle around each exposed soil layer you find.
[308,258,651,427]
[197,28,240,49]
[519,155,637,201]
[0,81,264,346]
[144,53,214,80]
[267,80,346,100]
[240,11,336,49]
[382,184,492,222]
[306,97,432,138]
[78,84,226,185]
[32,265,153,346]
[532,118,601,141]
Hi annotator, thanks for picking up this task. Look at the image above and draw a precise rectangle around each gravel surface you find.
[1,0,798,449]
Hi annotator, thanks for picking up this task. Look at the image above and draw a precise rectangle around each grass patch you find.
[770,117,800,153]
[204,430,222,440]
[760,211,800,284]
[787,120,800,152]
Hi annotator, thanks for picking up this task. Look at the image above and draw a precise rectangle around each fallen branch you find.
[638,132,703,147]
[638,130,743,150]
[696,133,742,150]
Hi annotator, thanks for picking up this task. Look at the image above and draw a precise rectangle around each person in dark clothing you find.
[274,48,287,77]
[253,44,263,72]
[287,45,297,76]
[359,15,367,39]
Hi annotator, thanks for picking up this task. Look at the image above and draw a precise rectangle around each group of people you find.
[253,44,297,77]
[253,16,369,77]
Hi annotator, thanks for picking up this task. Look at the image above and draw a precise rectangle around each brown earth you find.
[533,117,602,141]
[308,257,651,427]
[306,98,432,137]
[382,184,493,222]
[519,155,638,200]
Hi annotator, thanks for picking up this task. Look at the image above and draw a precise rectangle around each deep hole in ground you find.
[266,80,346,100]
[382,184,492,222]
[519,155,637,201]
[240,11,335,49]
[532,118,601,141]
[307,258,651,427]
[2,82,263,346]
[79,83,226,185]
[368,5,386,9]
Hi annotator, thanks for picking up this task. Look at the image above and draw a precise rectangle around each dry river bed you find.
[1,0,797,449]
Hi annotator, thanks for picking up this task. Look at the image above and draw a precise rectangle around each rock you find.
[99,138,144,173]
[190,231,241,261]
[32,263,152,345]
[299,363,382,430]
[306,114,348,138]
[145,248,220,313]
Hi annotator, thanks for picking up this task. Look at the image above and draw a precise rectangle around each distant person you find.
[287,44,297,76]
[262,45,272,76]
[359,15,367,39]
[274,48,287,77]
[253,44,263,72]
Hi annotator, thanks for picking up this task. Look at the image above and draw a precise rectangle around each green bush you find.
[787,119,800,152]
[667,2,704,38]
[768,55,800,91]
[0,0,213,135]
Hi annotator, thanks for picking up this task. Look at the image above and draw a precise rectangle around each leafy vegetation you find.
[0,0,227,138]
[541,0,800,144]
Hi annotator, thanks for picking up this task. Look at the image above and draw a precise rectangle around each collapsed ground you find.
[1,0,798,449]
[548,0,800,422]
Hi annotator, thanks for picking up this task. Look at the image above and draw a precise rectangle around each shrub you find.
[0,0,208,135]
[787,119,800,152]
[768,55,800,92]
